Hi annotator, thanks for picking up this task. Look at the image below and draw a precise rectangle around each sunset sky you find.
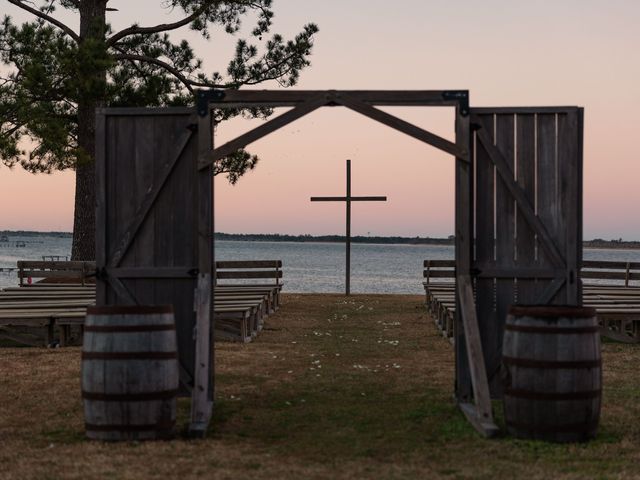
[1,1,639,239]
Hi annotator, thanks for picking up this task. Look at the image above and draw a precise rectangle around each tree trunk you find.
[71,152,95,260]
[71,0,107,260]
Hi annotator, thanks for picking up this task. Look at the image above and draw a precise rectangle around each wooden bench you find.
[214,260,284,342]
[422,259,640,343]
[18,260,96,286]
[422,260,456,342]
[581,260,640,342]
[0,261,96,346]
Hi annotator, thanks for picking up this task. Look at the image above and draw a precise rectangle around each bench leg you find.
[59,325,71,347]
[46,321,56,347]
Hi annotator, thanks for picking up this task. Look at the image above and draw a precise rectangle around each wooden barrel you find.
[502,305,601,443]
[82,305,178,441]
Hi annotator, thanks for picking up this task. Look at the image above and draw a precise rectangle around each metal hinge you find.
[443,90,470,117]
[196,89,226,117]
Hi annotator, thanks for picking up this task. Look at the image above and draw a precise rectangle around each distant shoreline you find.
[0,230,71,238]
[215,233,640,250]
[2,231,640,249]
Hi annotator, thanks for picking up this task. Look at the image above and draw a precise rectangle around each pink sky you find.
[1,1,639,239]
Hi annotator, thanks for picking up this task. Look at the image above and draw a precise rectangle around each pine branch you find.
[113,53,207,93]
[5,0,80,42]
[106,1,218,47]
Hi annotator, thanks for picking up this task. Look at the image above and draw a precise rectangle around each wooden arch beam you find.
[198,89,470,170]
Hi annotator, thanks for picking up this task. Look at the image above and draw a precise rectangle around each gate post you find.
[454,102,499,437]
[454,103,473,402]
[189,110,215,436]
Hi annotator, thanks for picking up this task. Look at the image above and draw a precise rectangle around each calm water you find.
[0,235,72,289]
[2,237,640,293]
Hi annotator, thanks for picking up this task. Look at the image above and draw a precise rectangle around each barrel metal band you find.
[82,389,179,401]
[505,325,600,334]
[506,420,599,434]
[504,388,601,401]
[81,351,177,360]
[503,356,601,369]
[85,422,175,432]
[84,324,175,333]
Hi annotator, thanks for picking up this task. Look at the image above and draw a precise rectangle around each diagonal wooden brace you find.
[200,93,330,169]
[457,274,499,438]
[339,93,468,160]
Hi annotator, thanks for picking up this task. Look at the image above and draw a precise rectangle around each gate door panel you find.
[457,107,583,399]
[96,107,205,391]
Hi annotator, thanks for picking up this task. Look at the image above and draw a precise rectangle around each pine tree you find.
[0,0,318,259]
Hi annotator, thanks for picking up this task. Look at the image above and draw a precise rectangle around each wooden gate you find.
[95,107,214,435]
[455,108,584,413]
[94,93,584,438]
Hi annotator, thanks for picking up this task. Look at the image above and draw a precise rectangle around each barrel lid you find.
[508,305,596,318]
[87,305,174,315]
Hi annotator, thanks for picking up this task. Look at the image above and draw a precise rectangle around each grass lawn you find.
[0,293,639,479]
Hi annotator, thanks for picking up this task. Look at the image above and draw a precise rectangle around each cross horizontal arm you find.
[310,196,387,202]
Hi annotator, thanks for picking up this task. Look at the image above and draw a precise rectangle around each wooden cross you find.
[310,159,387,295]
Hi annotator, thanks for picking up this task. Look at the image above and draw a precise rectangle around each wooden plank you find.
[131,113,158,303]
[0,300,93,308]
[18,261,94,270]
[217,260,282,268]
[471,112,495,400]
[94,105,106,306]
[535,113,563,302]
[2,286,95,292]
[581,271,640,281]
[514,114,539,304]
[423,270,456,278]
[0,293,95,300]
[576,109,585,296]
[558,109,582,304]
[339,93,467,159]
[476,266,560,278]
[18,270,90,280]
[423,260,456,268]
[492,113,516,394]
[471,107,579,114]
[107,115,136,303]
[204,94,328,167]
[583,260,640,269]
[216,271,283,279]
[106,267,197,278]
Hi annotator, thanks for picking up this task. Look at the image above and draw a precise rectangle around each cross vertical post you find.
[310,159,387,296]
[346,160,351,295]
